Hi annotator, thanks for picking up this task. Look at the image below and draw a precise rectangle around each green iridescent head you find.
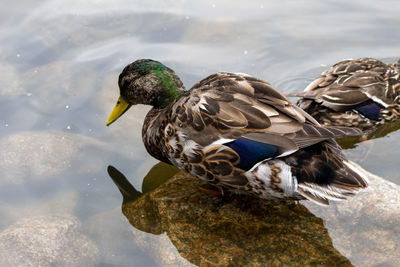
[106,59,185,126]
[119,59,184,108]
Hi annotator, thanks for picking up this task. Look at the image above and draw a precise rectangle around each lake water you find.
[1,0,400,266]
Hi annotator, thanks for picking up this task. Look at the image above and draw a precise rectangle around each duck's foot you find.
[199,184,229,196]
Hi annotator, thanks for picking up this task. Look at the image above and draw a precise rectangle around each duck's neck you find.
[142,108,172,164]
[139,70,185,164]
[152,70,185,109]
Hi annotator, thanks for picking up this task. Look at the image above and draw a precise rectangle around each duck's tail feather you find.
[296,160,368,206]
[297,182,355,206]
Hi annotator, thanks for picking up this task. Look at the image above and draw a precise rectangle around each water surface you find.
[1,0,400,266]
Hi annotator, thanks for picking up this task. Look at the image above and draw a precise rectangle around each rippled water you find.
[1,0,400,266]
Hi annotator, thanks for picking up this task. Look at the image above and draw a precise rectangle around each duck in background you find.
[288,58,400,139]
[106,59,368,205]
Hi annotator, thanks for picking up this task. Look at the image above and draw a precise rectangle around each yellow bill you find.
[106,95,132,126]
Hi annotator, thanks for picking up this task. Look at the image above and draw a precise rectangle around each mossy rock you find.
[119,171,351,266]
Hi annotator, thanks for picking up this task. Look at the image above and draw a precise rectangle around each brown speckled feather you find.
[289,58,400,130]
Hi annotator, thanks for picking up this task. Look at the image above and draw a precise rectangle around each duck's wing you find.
[289,58,398,113]
[175,72,361,149]
[168,72,362,188]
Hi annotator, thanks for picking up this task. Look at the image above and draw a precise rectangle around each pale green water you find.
[0,0,400,266]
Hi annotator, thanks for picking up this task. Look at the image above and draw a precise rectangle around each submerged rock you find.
[0,131,83,185]
[304,164,400,266]
[108,162,400,266]
[0,214,99,267]
[84,208,151,267]
[109,165,352,266]
[0,59,24,96]
[21,61,98,113]
[130,228,191,267]
[0,131,136,188]
[0,191,79,230]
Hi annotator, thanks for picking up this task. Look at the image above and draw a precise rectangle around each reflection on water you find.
[331,119,400,149]
[1,0,400,266]
[107,162,180,203]
[332,122,400,162]
[365,120,400,140]
[108,164,351,266]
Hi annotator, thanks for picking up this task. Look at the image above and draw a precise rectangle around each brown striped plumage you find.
[289,58,400,133]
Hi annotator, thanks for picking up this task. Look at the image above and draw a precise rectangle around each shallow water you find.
[1,0,400,266]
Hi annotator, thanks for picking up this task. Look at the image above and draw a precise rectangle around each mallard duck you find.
[289,58,400,131]
[106,59,368,205]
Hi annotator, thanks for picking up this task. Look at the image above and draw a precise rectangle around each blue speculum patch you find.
[225,138,278,170]
[355,102,382,120]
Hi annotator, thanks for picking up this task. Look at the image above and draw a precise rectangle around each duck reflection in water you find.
[107,163,351,266]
